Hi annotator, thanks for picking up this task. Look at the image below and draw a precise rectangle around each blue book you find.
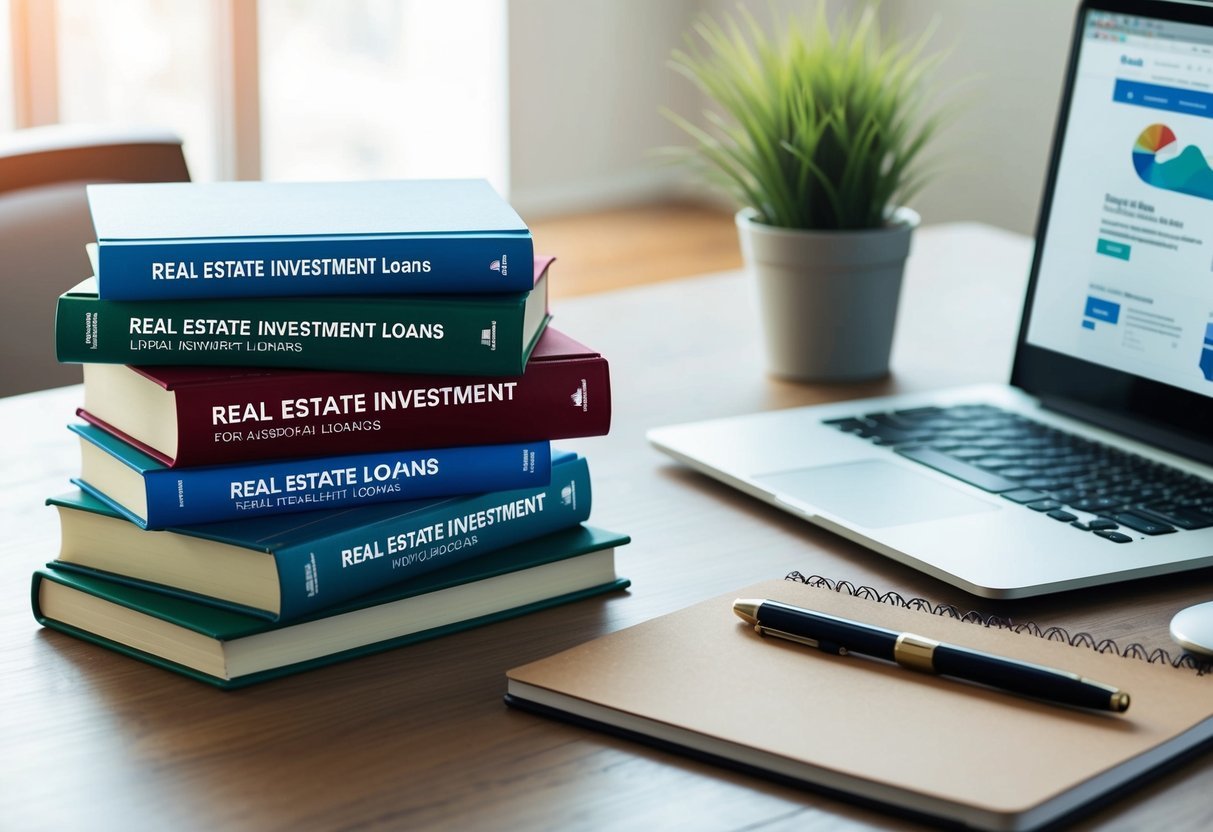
[70,422,551,529]
[87,179,534,300]
[46,451,593,622]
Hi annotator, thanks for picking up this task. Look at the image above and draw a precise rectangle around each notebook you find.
[648,1,1213,598]
[506,577,1213,831]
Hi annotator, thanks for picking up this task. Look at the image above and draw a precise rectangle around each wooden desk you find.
[2,224,1211,830]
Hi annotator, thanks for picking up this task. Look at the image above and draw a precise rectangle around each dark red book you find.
[79,327,610,467]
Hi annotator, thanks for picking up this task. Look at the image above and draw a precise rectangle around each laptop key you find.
[1095,530,1133,543]
[1047,509,1078,522]
[823,417,869,433]
[1025,500,1063,512]
[896,447,1020,492]
[1001,488,1047,503]
[1071,496,1125,512]
[939,430,986,442]
[994,465,1033,480]
[1133,506,1213,530]
[892,406,945,419]
[864,426,927,445]
[862,412,920,431]
[1086,519,1119,531]
[986,446,1034,459]
[1023,478,1069,491]
[1107,512,1177,536]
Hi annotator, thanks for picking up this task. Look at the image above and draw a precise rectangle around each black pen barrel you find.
[760,601,898,659]
[932,644,1118,711]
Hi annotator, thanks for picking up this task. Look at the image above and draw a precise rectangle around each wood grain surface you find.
[2,224,1211,831]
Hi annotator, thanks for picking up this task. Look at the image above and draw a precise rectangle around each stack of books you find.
[33,178,629,688]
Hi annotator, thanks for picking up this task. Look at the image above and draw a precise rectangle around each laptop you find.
[648,0,1213,599]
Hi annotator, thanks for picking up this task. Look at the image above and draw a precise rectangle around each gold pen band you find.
[893,632,939,673]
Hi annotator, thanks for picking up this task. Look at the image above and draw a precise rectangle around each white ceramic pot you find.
[736,207,919,382]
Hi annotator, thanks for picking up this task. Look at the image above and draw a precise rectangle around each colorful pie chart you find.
[1132,123,1213,201]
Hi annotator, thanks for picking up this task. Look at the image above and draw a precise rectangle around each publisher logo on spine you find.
[570,379,589,411]
[561,482,577,509]
[480,321,498,351]
[489,254,508,276]
[304,552,320,598]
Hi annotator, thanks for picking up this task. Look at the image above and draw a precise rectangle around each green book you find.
[54,257,552,376]
[32,524,630,689]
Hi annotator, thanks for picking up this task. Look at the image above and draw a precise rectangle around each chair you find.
[0,124,191,398]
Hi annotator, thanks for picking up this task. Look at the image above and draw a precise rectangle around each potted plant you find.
[667,3,948,381]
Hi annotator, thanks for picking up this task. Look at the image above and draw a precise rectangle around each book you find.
[87,179,535,299]
[55,256,552,375]
[48,450,593,622]
[33,524,630,688]
[77,327,611,467]
[506,576,1213,831]
[70,422,551,529]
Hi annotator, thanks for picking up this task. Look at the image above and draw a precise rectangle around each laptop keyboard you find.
[823,404,1213,543]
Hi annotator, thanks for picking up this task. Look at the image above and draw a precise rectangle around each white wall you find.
[506,0,697,218]
[507,0,1082,234]
[884,0,1080,234]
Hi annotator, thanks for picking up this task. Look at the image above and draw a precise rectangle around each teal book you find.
[47,451,593,622]
[33,525,630,689]
[55,256,552,376]
[88,179,535,300]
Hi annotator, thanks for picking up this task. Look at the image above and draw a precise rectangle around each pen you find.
[733,598,1131,713]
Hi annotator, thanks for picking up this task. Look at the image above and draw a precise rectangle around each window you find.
[260,0,508,191]
[0,1,12,132]
[55,0,221,180]
[5,0,508,191]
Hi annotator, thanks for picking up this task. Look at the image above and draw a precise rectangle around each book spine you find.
[97,236,535,300]
[274,456,593,621]
[157,359,611,466]
[134,442,551,528]
[55,289,539,376]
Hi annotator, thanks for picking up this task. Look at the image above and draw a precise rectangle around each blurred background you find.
[0,0,1083,397]
[1,0,1079,225]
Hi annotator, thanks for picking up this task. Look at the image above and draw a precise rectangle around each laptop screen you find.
[1026,8,1213,395]
[1014,0,1213,460]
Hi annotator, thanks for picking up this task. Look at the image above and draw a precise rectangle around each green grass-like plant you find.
[667,3,946,231]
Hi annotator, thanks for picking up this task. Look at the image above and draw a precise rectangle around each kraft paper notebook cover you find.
[505,577,1213,831]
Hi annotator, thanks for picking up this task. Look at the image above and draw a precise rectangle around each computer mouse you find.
[1170,601,1213,658]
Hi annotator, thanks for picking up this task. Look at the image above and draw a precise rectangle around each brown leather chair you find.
[0,125,190,397]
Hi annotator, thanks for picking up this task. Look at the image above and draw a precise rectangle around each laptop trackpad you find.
[755,460,999,529]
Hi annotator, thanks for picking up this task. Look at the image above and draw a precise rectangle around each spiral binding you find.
[785,572,1212,675]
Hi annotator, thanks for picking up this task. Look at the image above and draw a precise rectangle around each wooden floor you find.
[529,201,742,299]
